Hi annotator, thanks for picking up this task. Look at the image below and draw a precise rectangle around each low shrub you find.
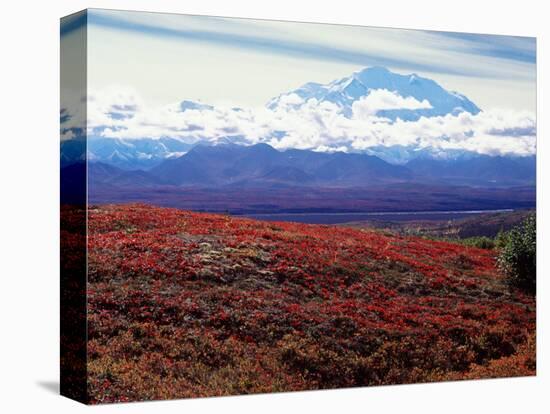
[460,236,495,250]
[497,214,536,293]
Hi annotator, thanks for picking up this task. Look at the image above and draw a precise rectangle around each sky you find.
[84,8,536,111]
[60,9,537,159]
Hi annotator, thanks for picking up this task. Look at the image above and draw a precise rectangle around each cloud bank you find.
[77,86,536,163]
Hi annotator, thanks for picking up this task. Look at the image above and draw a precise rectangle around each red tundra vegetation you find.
[77,204,535,403]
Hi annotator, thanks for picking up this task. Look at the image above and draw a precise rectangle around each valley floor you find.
[341,209,534,239]
[66,204,535,403]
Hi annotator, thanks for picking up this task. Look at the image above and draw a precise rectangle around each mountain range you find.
[61,66,536,207]
[61,137,194,170]
[83,142,535,190]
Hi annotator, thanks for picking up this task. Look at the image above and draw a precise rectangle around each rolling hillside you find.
[75,204,536,403]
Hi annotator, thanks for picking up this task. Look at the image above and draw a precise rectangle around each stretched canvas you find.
[60,9,537,404]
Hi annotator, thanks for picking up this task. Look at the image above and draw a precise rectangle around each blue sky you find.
[85,10,536,73]
[77,8,536,111]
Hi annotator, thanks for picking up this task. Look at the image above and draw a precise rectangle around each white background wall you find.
[0,0,547,412]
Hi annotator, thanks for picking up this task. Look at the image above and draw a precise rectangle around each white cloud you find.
[274,93,305,109]
[81,87,536,161]
[351,89,432,118]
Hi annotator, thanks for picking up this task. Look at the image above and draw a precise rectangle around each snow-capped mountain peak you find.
[267,66,481,121]
[179,100,214,112]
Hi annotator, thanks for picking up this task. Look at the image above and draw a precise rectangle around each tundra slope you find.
[71,204,536,403]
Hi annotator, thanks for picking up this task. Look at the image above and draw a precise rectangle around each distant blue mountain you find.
[88,162,165,187]
[406,154,536,185]
[79,143,535,189]
[142,143,412,187]
[61,137,194,170]
[267,66,480,120]
[60,139,86,167]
